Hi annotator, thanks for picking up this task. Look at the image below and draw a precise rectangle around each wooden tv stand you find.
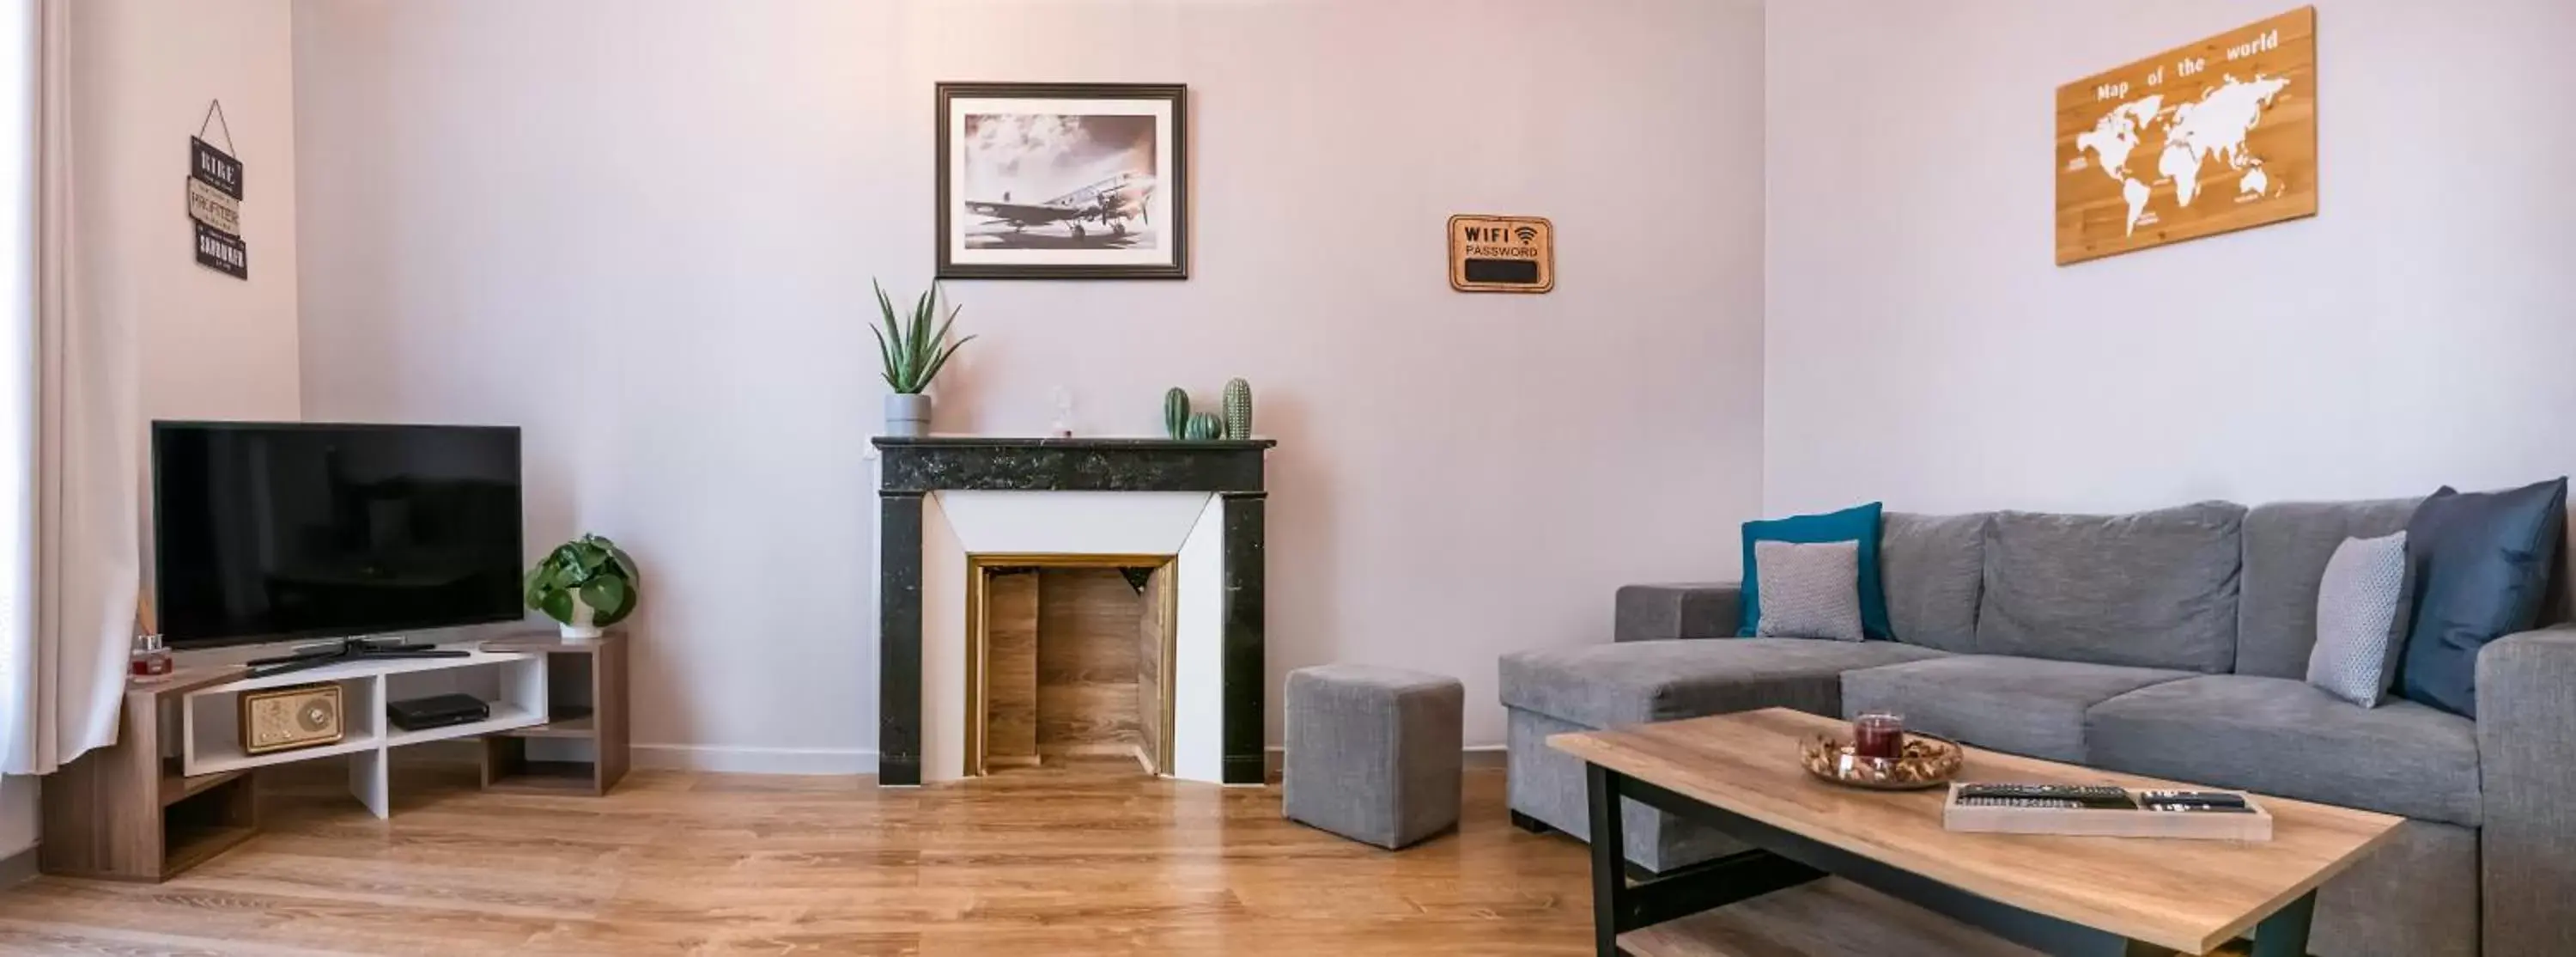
[40,631,629,882]
[40,667,259,882]
[477,631,629,795]
[173,647,551,818]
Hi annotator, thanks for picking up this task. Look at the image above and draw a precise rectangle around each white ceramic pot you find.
[559,591,603,642]
[885,393,932,437]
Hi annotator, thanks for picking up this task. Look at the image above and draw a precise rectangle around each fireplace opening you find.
[968,556,1175,777]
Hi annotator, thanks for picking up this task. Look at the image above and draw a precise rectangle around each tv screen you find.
[152,422,525,649]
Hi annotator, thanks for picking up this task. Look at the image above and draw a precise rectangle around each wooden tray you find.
[1941,784,2272,842]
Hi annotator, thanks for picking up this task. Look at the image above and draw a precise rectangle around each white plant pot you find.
[559,591,603,642]
[884,393,932,438]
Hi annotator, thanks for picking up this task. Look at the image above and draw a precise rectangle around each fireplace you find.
[969,558,1176,777]
[874,437,1271,787]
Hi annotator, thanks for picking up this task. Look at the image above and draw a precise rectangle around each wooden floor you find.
[0,757,1597,955]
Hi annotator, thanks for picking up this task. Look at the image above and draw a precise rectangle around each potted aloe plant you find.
[524,533,641,641]
[872,280,975,437]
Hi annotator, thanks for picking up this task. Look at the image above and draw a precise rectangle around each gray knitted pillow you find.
[2306,531,2409,707]
[1753,539,1865,642]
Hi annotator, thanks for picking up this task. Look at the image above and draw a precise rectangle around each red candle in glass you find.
[1852,712,1905,760]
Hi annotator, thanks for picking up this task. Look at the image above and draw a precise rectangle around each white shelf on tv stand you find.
[179,647,549,819]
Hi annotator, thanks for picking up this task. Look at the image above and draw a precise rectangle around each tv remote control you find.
[2139,789,2253,813]
[1956,783,2136,808]
[2137,789,2246,808]
[2144,802,2254,813]
[1955,795,2084,810]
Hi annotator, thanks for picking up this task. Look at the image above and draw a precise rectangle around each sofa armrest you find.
[2476,623,2576,957]
[1613,583,1741,643]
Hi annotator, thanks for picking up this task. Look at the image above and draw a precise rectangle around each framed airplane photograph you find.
[935,82,1189,280]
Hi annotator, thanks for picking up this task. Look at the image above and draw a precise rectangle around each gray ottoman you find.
[1282,664,1463,850]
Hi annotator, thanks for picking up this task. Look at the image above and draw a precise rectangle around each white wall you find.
[3,0,301,861]
[290,0,1768,763]
[77,0,301,424]
[1765,0,2576,515]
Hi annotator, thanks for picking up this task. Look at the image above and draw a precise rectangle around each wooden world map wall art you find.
[2056,6,2316,265]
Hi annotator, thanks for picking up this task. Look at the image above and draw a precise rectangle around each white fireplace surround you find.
[918,491,1231,784]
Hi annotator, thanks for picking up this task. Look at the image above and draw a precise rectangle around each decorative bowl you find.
[1798,732,1964,790]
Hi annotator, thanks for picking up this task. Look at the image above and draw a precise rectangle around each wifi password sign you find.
[1447,215,1554,293]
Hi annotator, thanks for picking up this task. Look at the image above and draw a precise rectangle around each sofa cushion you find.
[2305,530,2410,707]
[1739,502,1891,641]
[1498,639,1948,729]
[1614,583,1742,643]
[2086,674,2481,826]
[2237,497,2421,679]
[2397,478,2568,717]
[1976,503,2246,674]
[1879,512,1988,653]
[1840,655,2192,763]
[1753,540,1865,642]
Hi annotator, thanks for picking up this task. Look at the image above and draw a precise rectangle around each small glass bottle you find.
[130,632,173,681]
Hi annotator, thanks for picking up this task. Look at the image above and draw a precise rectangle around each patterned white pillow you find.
[1753,539,1866,642]
[2306,531,2409,707]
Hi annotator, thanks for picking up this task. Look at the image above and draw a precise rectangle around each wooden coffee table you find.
[1549,708,2403,957]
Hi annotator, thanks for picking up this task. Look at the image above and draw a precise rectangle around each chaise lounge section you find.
[1499,501,2576,957]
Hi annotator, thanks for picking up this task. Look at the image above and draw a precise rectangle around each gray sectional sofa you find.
[1499,501,2576,957]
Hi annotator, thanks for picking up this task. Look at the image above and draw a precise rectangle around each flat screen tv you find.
[152,422,525,649]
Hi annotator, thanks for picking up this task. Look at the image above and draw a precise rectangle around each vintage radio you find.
[239,683,345,755]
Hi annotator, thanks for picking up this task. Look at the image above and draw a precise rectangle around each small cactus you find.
[1184,411,1222,441]
[1163,387,1191,440]
[1221,378,1253,440]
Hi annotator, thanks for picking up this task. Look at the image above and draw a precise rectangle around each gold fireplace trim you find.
[963,552,1179,777]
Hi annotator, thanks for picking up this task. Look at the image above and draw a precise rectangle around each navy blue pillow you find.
[1737,502,1889,640]
[2395,478,2567,717]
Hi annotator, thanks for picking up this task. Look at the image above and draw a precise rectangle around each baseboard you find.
[630,744,878,776]
[0,844,35,887]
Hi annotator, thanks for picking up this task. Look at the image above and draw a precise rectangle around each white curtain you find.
[0,0,139,777]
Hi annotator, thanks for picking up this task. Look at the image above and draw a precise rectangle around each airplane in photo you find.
[963,171,1157,240]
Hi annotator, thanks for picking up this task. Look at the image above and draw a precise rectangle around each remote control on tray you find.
[2137,789,2254,813]
[1954,783,2138,809]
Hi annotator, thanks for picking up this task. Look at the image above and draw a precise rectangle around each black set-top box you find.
[386,693,490,732]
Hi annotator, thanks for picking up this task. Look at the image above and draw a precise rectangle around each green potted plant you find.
[872,280,975,437]
[523,534,641,641]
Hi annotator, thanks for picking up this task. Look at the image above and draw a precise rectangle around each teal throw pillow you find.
[1738,502,1889,640]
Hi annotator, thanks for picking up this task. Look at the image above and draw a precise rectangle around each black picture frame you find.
[935,82,1189,281]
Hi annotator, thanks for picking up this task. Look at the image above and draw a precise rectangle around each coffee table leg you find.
[1586,763,1627,957]
[2250,890,2317,957]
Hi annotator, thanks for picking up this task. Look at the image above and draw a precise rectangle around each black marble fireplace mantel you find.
[875,436,1273,494]
[872,436,1272,786]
